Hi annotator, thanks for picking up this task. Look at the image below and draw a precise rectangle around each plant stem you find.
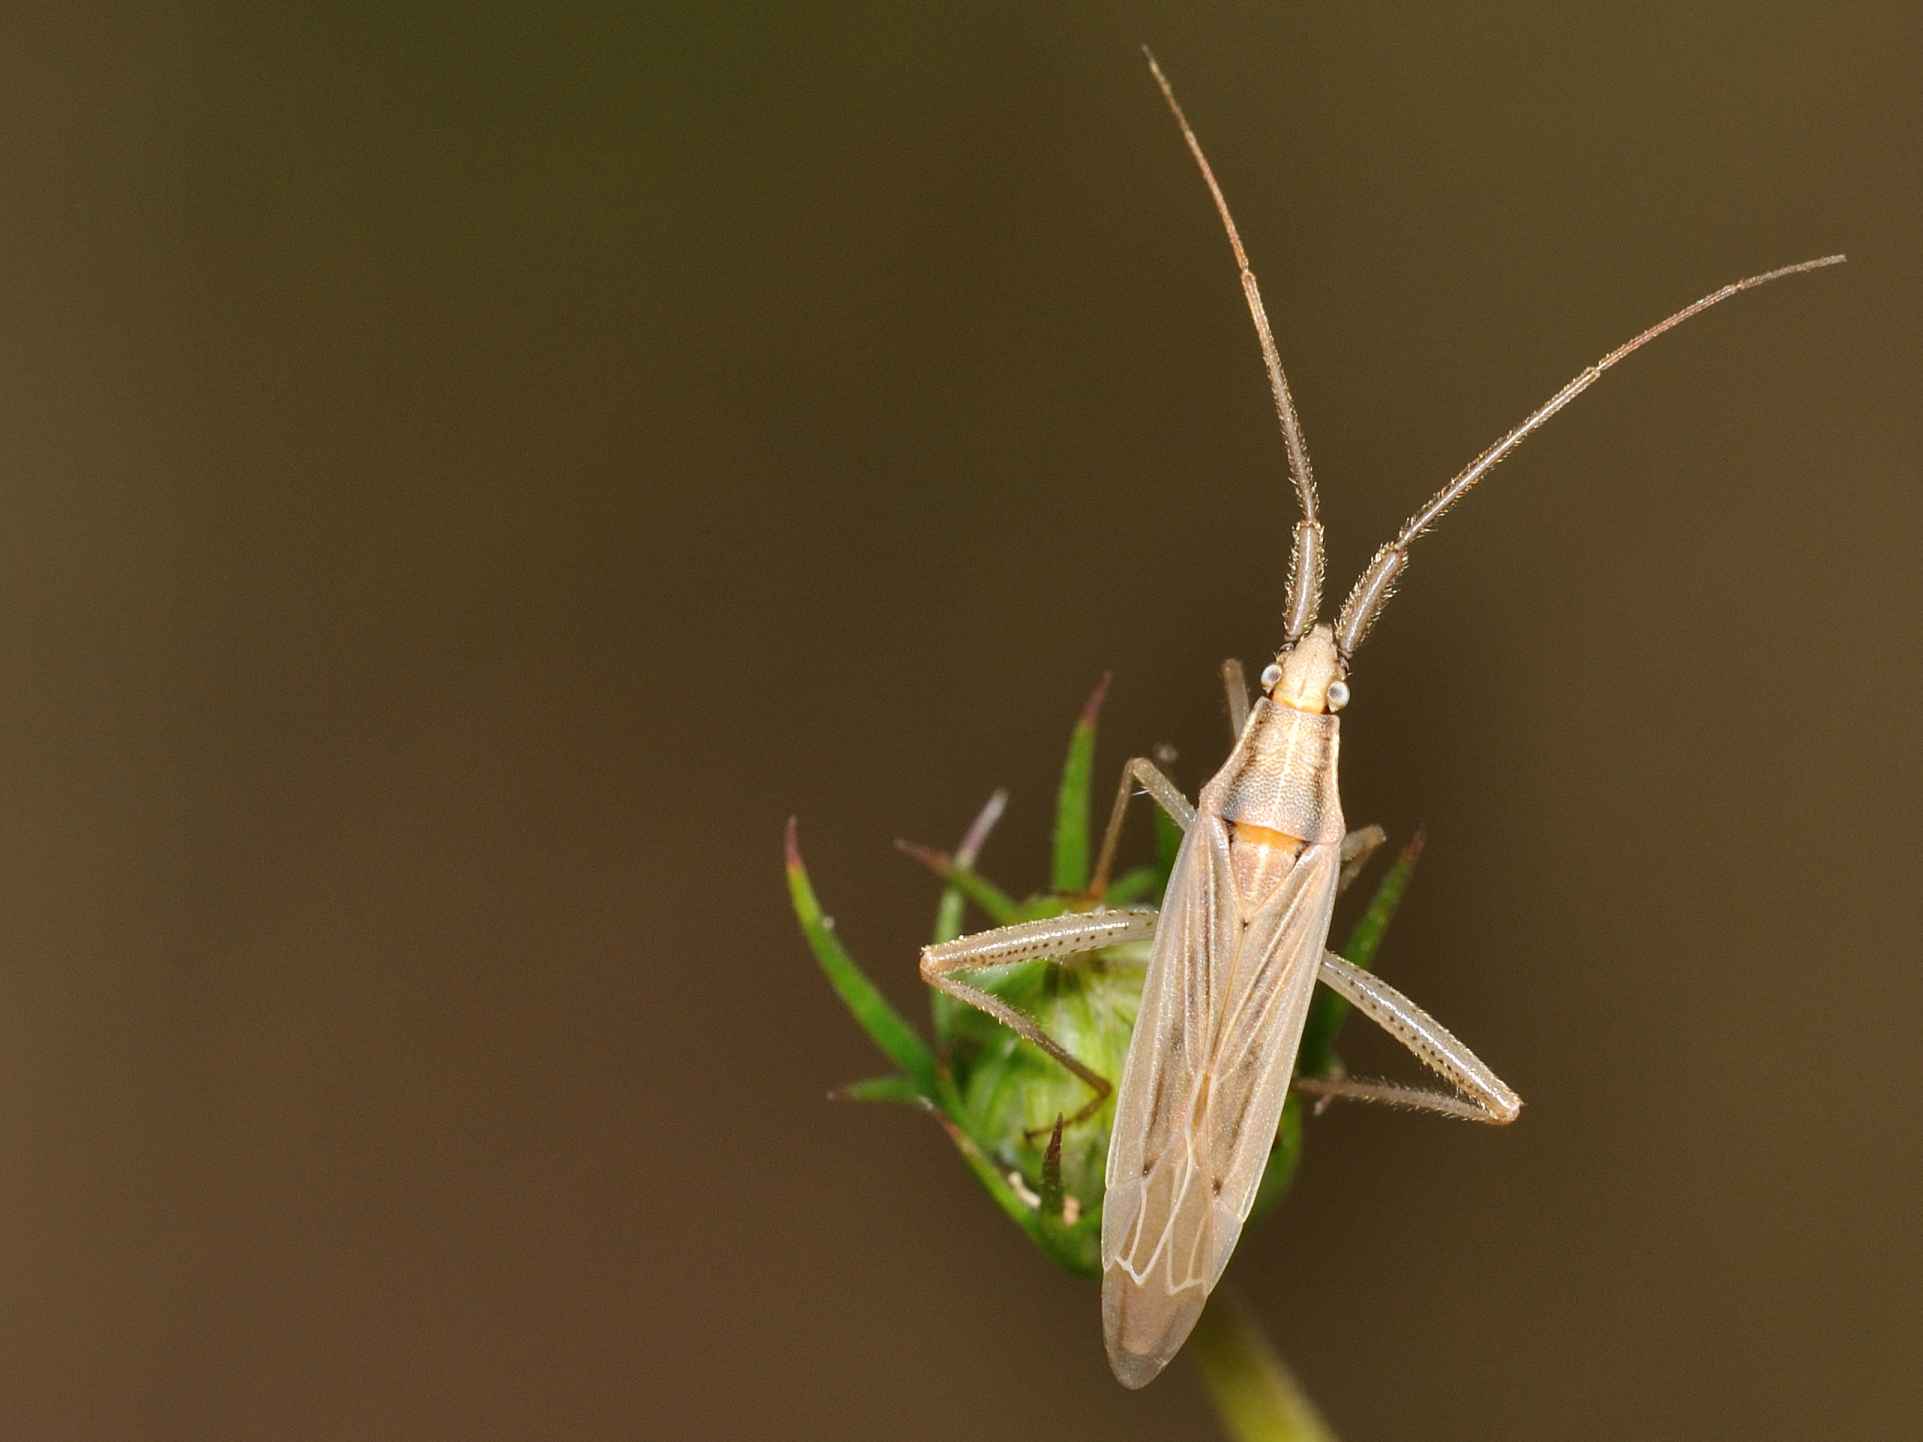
[1188,1290,1339,1442]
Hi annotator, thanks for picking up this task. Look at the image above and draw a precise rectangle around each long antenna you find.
[1333,252,1846,658]
[1145,48,1326,641]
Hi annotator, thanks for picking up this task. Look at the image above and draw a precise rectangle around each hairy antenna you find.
[1334,253,1846,658]
[1145,48,1326,642]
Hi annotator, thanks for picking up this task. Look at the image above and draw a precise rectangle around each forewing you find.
[1101,818,1235,1274]
[1198,842,1338,1253]
[1100,836,1338,1386]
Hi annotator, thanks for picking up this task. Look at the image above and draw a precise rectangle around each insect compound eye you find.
[1259,662,1284,690]
[1325,680,1351,712]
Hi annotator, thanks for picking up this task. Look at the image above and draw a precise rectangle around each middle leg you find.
[1087,756,1195,896]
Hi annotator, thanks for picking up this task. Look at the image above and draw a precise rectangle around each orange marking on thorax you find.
[1231,820,1306,853]
[1228,822,1307,920]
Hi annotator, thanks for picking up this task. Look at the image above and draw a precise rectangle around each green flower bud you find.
[787,677,1422,1279]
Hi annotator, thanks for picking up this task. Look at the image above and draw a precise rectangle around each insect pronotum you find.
[918,50,1843,1389]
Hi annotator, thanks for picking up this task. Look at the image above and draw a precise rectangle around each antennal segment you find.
[1144,48,1326,641]
[1334,253,1846,659]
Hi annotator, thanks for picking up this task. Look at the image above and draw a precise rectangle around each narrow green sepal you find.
[787,818,939,1098]
[1050,673,1110,894]
[920,1101,1046,1241]
[831,1074,926,1105]
[897,840,1023,925]
[1029,1113,1103,1274]
[1038,1115,1066,1219]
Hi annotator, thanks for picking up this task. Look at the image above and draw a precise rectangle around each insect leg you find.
[1337,824,1387,894]
[1088,758,1196,897]
[920,909,1161,1127]
[1297,950,1522,1125]
[1221,658,1251,739]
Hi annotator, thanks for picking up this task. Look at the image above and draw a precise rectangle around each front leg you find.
[1087,756,1196,896]
[920,908,1161,1129]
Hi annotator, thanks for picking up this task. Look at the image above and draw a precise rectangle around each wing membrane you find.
[1101,819,1232,1273]
[1203,841,1338,1236]
[1100,831,1339,1386]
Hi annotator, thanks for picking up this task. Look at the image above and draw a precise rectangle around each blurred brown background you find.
[2,2,1918,1438]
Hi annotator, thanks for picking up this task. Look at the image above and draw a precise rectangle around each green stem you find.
[1189,1290,1340,1442]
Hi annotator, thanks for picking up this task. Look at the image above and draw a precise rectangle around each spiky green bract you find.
[898,843,1022,927]
[923,1101,1051,1237]
[831,1075,924,1105]
[785,819,938,1100]
[1050,674,1109,894]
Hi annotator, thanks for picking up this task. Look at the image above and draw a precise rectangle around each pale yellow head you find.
[1260,623,1349,715]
